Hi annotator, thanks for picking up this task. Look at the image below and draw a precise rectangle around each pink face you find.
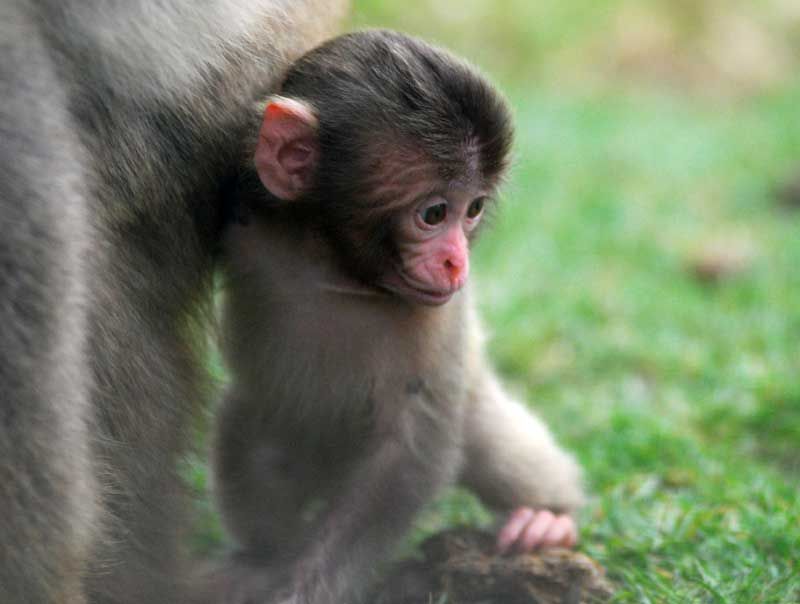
[380,187,488,306]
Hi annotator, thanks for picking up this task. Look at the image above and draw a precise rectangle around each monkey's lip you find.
[380,271,457,306]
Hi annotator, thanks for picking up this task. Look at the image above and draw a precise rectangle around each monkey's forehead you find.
[360,138,500,196]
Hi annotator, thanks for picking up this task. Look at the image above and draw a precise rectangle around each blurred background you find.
[194,2,800,602]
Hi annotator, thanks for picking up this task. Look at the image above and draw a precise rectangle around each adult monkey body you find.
[0,2,346,603]
[213,30,584,604]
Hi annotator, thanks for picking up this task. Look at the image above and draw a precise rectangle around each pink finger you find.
[560,516,579,547]
[496,507,535,554]
[540,515,572,548]
[519,510,555,552]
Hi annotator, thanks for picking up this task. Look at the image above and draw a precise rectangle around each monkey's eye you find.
[467,198,485,219]
[419,202,448,226]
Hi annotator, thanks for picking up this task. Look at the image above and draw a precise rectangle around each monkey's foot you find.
[373,528,614,604]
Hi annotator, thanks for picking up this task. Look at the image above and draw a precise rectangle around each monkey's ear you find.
[254,97,319,201]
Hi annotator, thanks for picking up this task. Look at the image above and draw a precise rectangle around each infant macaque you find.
[213,29,584,604]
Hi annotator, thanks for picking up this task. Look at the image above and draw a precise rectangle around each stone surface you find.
[372,528,615,604]
[688,236,756,284]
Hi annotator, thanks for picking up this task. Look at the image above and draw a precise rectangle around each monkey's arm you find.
[460,369,585,550]
[460,368,584,512]
[458,311,584,551]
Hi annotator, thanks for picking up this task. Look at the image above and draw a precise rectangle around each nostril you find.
[443,259,461,280]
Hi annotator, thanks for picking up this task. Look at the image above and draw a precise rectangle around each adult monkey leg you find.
[0,4,97,602]
[0,2,347,603]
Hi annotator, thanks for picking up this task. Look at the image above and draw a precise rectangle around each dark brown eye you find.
[421,202,447,226]
[467,197,485,219]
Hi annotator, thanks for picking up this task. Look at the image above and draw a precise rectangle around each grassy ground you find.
[468,88,800,603]
[192,3,800,602]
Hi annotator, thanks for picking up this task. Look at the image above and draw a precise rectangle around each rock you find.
[372,528,615,604]
[777,171,800,209]
[688,236,755,284]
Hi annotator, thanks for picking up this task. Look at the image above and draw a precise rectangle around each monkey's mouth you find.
[380,270,457,306]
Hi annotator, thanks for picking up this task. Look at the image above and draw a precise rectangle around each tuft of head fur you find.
[282,29,513,186]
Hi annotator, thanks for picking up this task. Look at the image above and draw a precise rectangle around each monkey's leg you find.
[195,393,339,604]
[82,219,214,604]
[459,368,585,552]
[0,8,98,601]
[281,403,462,604]
[213,393,325,556]
[211,401,460,604]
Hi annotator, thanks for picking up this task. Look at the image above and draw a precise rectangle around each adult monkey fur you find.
[0,2,347,603]
[212,30,585,604]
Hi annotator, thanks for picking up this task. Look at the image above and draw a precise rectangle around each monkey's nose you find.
[443,258,468,287]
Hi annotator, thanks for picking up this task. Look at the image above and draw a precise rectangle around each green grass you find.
[192,4,800,602]
[468,87,800,603]
[388,84,800,603]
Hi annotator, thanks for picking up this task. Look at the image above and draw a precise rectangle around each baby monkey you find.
[213,30,584,604]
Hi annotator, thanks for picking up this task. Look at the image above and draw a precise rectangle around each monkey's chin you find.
[380,272,457,307]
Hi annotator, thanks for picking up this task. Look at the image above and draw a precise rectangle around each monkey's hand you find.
[496,507,577,554]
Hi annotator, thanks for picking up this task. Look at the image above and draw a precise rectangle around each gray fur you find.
[0,1,346,602]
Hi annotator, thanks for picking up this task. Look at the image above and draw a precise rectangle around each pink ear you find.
[254,97,319,200]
